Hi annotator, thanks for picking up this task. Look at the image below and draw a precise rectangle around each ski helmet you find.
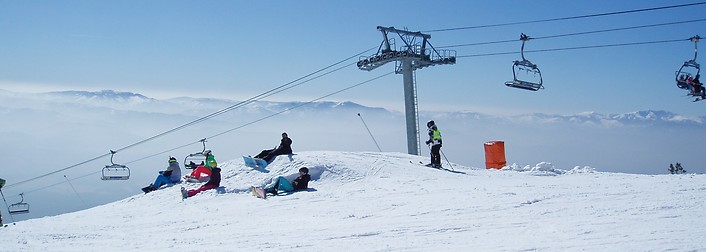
[427,120,435,128]
[168,156,177,163]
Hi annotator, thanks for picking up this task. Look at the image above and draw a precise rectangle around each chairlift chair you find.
[8,193,29,215]
[184,138,208,170]
[675,61,700,90]
[505,33,544,91]
[101,150,130,181]
[675,36,701,92]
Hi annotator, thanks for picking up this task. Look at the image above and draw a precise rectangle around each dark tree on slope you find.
[669,163,687,174]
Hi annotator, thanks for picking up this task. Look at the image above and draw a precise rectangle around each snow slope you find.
[1,151,705,251]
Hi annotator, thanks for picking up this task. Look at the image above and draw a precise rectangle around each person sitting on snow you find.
[264,167,310,196]
[253,132,293,163]
[142,157,182,193]
[203,149,217,169]
[182,167,221,198]
[184,150,218,182]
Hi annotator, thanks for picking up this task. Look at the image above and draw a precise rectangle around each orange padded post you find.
[484,141,506,169]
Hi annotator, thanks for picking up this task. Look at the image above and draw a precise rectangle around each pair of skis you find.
[411,161,455,172]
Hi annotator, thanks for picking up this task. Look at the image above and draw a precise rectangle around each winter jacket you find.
[165,162,182,182]
[204,168,221,187]
[292,174,311,190]
[427,125,442,146]
[277,137,293,154]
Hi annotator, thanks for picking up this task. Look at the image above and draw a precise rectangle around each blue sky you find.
[1,1,705,116]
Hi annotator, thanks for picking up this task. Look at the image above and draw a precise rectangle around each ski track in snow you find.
[1,151,705,251]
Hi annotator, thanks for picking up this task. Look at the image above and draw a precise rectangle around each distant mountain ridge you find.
[47,90,154,101]
[4,89,703,127]
[523,110,703,126]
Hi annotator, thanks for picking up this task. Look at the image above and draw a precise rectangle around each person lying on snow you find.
[182,167,221,198]
[142,157,182,193]
[253,132,293,163]
[264,167,310,196]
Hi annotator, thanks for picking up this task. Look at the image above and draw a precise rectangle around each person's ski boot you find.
[141,184,156,193]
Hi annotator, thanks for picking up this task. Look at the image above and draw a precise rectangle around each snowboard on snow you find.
[251,186,266,199]
[243,156,268,169]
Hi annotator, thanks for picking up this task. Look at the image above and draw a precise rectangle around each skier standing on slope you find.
[425,120,443,168]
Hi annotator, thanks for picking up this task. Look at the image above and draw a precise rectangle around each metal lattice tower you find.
[357,26,456,155]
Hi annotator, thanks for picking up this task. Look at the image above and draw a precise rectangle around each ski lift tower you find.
[357,26,456,155]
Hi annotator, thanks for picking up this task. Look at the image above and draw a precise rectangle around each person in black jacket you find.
[254,132,293,163]
[264,167,310,196]
[181,167,221,198]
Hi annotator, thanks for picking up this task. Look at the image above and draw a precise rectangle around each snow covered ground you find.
[1,151,705,251]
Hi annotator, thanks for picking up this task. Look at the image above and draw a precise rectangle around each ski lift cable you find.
[3,47,376,190]
[123,139,205,165]
[532,19,706,40]
[13,171,100,198]
[437,18,706,49]
[0,59,357,193]
[207,71,395,140]
[8,71,396,197]
[3,154,110,190]
[456,38,690,58]
[423,2,706,33]
[125,62,361,164]
[113,46,377,154]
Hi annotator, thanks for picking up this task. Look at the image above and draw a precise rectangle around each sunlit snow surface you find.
[1,151,705,251]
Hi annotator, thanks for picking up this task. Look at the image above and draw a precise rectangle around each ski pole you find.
[357,113,382,152]
[426,143,454,171]
[440,149,454,171]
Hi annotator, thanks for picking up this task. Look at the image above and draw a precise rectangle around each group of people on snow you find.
[140,131,304,198]
[139,121,442,198]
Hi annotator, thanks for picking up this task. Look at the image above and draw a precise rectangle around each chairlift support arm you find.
[520,33,531,62]
[690,35,701,61]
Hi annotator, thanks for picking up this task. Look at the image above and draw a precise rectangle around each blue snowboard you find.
[243,156,268,168]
